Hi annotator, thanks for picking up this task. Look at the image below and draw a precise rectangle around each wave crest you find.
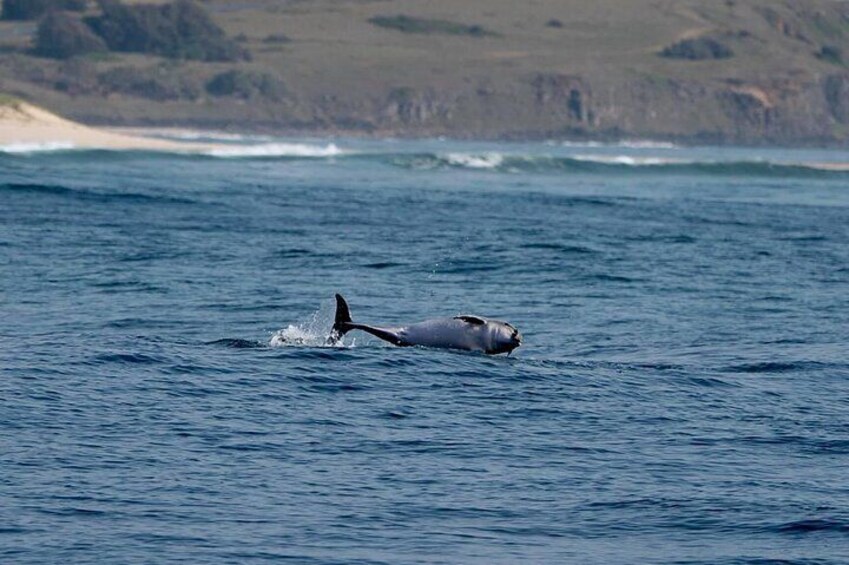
[389,152,849,176]
[4,138,848,178]
[208,143,344,158]
[444,152,504,169]
[0,141,75,154]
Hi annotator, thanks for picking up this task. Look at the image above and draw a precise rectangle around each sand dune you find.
[0,100,217,152]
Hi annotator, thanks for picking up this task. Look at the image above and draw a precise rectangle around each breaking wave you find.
[388,152,849,177]
[207,142,344,158]
[571,154,689,166]
[557,139,680,149]
[0,140,343,158]
[0,141,76,154]
[443,152,504,169]
[3,139,848,177]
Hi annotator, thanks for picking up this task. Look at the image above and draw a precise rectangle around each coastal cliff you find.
[2,0,849,145]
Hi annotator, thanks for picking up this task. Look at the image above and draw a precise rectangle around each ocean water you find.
[2,137,849,564]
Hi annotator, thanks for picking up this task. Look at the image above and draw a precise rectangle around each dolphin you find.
[328,294,522,355]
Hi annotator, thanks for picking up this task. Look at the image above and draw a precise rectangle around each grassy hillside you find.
[2,0,849,144]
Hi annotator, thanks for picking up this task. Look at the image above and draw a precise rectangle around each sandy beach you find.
[0,99,218,153]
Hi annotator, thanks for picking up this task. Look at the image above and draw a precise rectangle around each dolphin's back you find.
[399,318,486,351]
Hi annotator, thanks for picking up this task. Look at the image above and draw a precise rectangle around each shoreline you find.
[0,100,222,153]
[87,120,849,152]
[2,101,849,171]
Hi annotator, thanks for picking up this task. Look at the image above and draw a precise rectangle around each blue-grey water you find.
[2,137,849,564]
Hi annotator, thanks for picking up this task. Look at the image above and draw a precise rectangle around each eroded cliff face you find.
[824,74,849,125]
[277,71,849,145]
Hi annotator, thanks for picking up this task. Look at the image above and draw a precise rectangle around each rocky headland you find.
[2,0,849,146]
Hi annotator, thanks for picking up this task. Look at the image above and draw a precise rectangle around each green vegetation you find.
[34,11,108,60]
[0,93,22,107]
[206,69,286,100]
[811,11,848,40]
[660,37,734,60]
[1,0,85,21]
[263,34,291,44]
[368,15,495,37]
[816,45,844,66]
[50,59,101,96]
[86,0,249,62]
[99,65,203,100]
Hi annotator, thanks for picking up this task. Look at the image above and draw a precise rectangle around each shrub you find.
[660,37,733,60]
[2,0,86,21]
[263,33,291,44]
[206,69,285,100]
[98,65,202,100]
[52,58,101,94]
[368,15,496,37]
[87,0,249,62]
[0,93,22,107]
[34,11,108,59]
[816,45,844,65]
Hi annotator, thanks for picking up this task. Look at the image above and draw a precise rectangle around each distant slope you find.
[2,0,849,145]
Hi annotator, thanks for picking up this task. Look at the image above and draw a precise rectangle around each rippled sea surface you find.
[2,138,849,564]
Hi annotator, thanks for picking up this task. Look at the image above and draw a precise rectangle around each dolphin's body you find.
[329,294,522,355]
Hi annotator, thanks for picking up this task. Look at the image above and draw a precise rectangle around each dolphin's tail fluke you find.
[329,294,353,343]
[328,294,407,347]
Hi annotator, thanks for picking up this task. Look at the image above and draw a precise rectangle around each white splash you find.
[444,152,504,169]
[269,324,323,347]
[0,141,75,154]
[269,298,350,348]
[208,143,344,158]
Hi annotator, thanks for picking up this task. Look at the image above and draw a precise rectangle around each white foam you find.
[208,142,344,158]
[615,140,679,149]
[444,152,504,169]
[572,154,688,166]
[0,141,75,154]
[167,131,271,143]
[559,139,679,149]
[559,141,606,148]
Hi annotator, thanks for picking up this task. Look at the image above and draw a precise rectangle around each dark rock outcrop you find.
[824,75,849,123]
[532,73,594,125]
[383,87,453,125]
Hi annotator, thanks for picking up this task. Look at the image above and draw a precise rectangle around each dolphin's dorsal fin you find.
[454,315,486,325]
